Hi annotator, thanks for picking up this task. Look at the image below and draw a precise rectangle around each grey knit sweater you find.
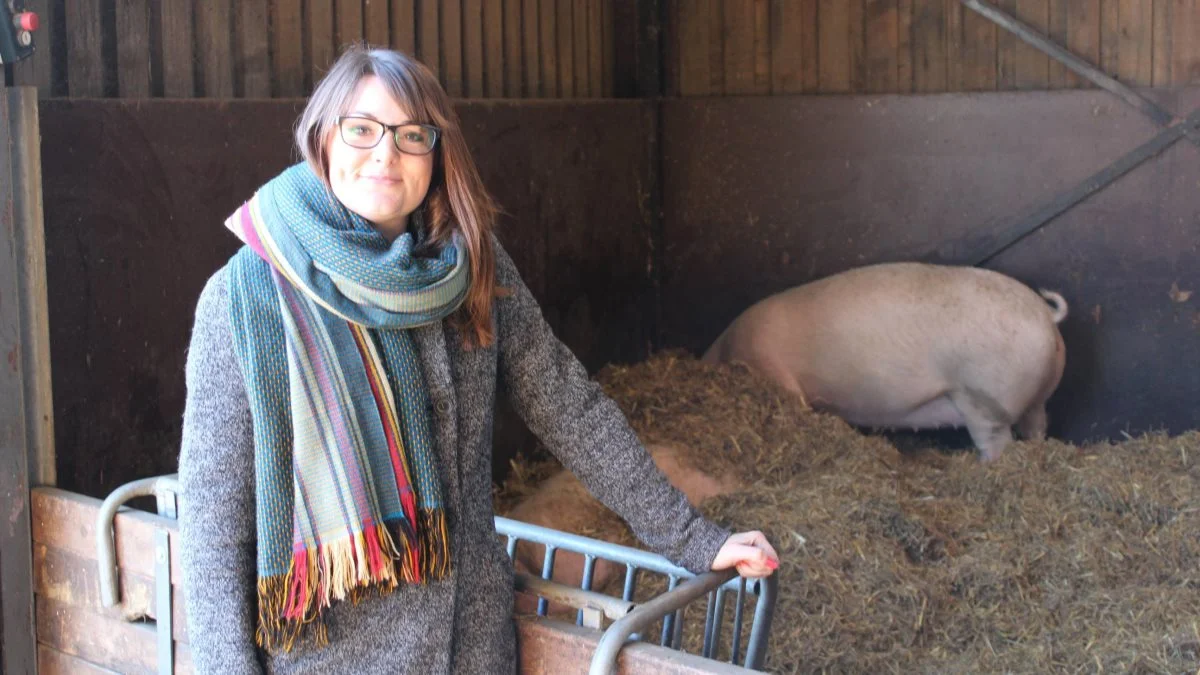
[178,239,732,674]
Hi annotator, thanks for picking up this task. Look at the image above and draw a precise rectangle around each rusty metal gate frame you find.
[935,0,1200,267]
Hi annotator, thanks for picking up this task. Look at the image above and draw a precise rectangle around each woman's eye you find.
[349,125,372,136]
[403,131,426,143]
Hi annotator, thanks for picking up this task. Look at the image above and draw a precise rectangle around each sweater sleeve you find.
[493,239,731,574]
[178,268,264,674]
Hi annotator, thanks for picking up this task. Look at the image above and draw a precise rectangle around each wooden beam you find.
[5,89,54,487]
[516,616,758,674]
[0,87,40,675]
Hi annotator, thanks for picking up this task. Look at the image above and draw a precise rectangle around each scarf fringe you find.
[258,518,435,652]
[419,508,451,580]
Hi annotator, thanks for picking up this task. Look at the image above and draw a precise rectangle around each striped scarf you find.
[223,162,466,651]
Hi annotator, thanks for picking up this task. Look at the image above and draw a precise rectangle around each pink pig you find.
[701,262,1068,461]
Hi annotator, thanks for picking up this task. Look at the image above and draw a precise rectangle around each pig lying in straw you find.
[701,262,1068,461]
[505,443,743,611]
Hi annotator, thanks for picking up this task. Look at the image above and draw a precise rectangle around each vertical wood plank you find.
[197,0,235,97]
[365,0,389,47]
[115,0,151,97]
[0,89,39,675]
[1171,0,1200,84]
[65,0,105,97]
[5,90,54,487]
[818,0,852,91]
[310,0,336,83]
[360,0,388,46]
[573,0,589,95]
[239,0,271,97]
[1066,0,1101,88]
[753,0,771,90]
[273,0,305,96]
[611,0,636,95]
[587,0,603,97]
[1015,0,1050,89]
[1100,0,1120,78]
[946,0,963,88]
[486,0,507,96]
[708,0,725,92]
[960,0,998,89]
[391,0,417,55]
[770,0,804,93]
[504,0,522,95]
[724,0,756,93]
[995,0,1018,88]
[1047,0,1071,87]
[418,0,439,76]
[1117,0,1153,85]
[799,0,818,90]
[539,0,557,95]
[160,0,195,97]
[336,0,365,48]
[12,0,55,94]
[522,0,540,95]
[912,0,947,92]
[463,0,485,96]
[897,0,913,91]
[443,0,464,96]
[602,0,614,94]
[865,0,899,92]
[1151,0,1172,85]
[849,0,867,91]
[556,0,573,96]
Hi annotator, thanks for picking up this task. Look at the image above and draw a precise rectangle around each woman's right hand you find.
[710,530,779,578]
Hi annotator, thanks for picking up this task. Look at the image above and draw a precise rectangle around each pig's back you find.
[715,263,1060,416]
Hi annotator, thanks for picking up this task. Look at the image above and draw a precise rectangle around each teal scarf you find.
[223,162,467,651]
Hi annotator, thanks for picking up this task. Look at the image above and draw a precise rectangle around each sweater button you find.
[436,400,450,414]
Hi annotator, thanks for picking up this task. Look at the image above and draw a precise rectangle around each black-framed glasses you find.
[336,116,440,155]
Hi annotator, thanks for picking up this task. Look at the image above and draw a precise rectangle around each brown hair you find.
[294,43,498,348]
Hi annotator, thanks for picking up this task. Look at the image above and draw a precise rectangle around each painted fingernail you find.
[765,558,778,570]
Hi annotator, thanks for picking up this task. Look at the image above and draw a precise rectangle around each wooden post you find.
[0,85,52,675]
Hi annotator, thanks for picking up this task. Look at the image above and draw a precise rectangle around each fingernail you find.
[765,558,778,570]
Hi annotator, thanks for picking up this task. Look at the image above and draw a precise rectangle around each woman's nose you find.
[371,134,400,161]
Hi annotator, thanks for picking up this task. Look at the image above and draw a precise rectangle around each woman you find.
[178,44,778,674]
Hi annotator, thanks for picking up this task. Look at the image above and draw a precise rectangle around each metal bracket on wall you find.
[938,0,1200,266]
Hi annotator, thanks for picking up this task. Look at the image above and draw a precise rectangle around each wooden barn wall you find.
[661,86,1200,445]
[39,98,656,498]
[666,0,1200,95]
[13,1,1200,100]
[12,0,625,99]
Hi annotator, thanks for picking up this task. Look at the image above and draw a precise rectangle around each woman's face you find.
[325,75,435,240]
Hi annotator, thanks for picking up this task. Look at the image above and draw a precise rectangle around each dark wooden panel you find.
[661,89,1200,445]
[39,99,654,495]
[38,99,304,496]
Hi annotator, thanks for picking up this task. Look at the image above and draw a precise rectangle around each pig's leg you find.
[950,388,1015,461]
[1014,402,1048,441]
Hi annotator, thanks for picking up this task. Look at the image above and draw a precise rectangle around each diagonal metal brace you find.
[930,106,1200,266]
[960,0,1200,145]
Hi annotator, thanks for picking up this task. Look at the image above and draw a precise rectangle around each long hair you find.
[294,43,499,348]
